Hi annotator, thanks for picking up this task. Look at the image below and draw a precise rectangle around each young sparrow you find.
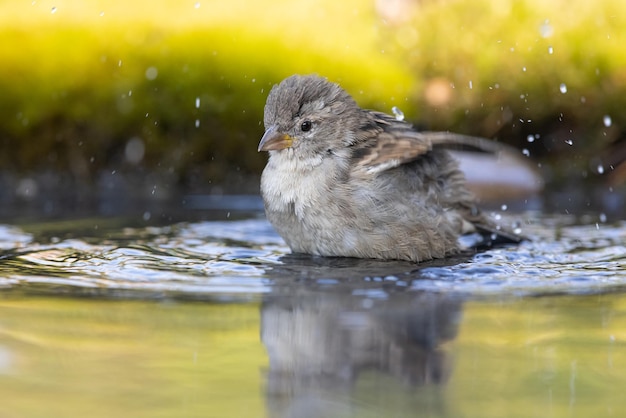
[258,75,520,262]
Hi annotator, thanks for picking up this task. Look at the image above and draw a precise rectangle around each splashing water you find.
[391,106,404,121]
[540,20,554,38]
[145,67,158,80]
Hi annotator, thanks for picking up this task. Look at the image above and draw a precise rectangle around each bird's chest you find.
[261,155,331,221]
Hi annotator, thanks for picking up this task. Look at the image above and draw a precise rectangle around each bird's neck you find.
[262,150,346,218]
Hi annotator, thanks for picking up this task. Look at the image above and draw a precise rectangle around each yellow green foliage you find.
[384,0,626,154]
[0,0,624,188]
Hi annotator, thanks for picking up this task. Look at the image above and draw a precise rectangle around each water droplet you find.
[522,67,527,72]
[195,119,200,128]
[145,66,158,80]
[128,90,132,96]
[564,139,573,146]
[118,59,122,67]
[559,83,567,94]
[194,2,200,8]
[143,211,151,221]
[599,213,607,223]
[99,11,104,17]
[125,137,145,164]
[468,80,473,89]
[391,106,404,121]
[526,134,535,143]
[195,97,200,108]
[540,20,553,38]
[548,46,554,54]
[597,164,604,174]
[603,115,612,127]
[522,148,530,157]
[16,178,38,199]
[501,204,508,211]
[51,6,57,13]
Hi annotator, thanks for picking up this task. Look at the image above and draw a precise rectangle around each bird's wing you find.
[348,112,527,246]
[424,131,515,153]
[350,112,432,175]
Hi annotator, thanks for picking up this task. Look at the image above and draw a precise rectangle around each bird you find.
[257,74,521,262]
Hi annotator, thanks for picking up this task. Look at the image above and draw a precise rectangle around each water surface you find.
[0,208,625,417]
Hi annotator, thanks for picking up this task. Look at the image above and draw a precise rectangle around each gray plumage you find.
[258,75,517,262]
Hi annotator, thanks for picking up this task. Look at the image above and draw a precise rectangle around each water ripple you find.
[0,216,625,298]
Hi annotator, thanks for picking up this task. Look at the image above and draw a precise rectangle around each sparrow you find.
[258,75,520,262]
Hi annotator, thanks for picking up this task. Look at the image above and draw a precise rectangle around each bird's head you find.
[258,75,359,160]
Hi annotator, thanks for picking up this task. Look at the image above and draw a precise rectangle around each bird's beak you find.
[258,126,293,152]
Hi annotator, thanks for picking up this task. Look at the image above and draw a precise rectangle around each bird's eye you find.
[300,121,312,132]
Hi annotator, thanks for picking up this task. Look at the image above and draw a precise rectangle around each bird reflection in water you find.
[260,254,467,417]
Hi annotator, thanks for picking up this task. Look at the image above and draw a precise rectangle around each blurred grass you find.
[0,0,625,204]
[384,0,626,182]
[0,0,415,194]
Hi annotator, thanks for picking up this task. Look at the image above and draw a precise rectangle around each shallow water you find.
[2,210,624,298]
[0,207,625,417]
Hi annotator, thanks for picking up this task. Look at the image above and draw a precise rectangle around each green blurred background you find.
[1,0,624,218]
